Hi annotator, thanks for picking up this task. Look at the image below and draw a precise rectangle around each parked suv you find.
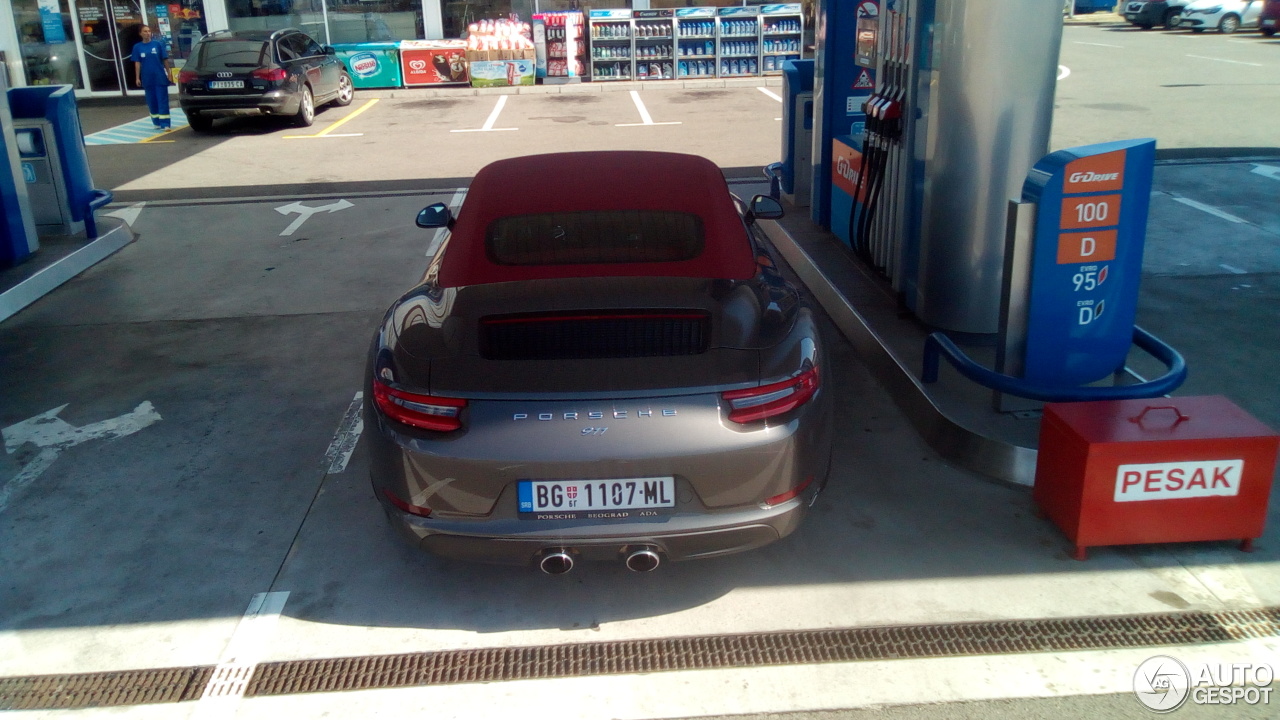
[1123,0,1186,27]
[1261,0,1279,34]
[1179,0,1263,32]
[178,28,354,131]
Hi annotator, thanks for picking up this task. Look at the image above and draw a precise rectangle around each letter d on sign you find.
[1080,236,1096,257]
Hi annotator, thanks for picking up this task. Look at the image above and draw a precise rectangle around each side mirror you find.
[416,202,454,229]
[745,194,785,224]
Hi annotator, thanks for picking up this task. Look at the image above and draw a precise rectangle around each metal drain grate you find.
[247,607,1280,696]
[3,607,1278,710]
[0,665,212,710]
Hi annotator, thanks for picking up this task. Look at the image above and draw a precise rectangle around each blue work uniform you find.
[131,39,171,129]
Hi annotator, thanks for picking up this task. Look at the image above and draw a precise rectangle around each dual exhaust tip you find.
[538,547,661,574]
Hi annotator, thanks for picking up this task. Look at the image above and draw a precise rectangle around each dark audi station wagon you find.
[178,28,353,131]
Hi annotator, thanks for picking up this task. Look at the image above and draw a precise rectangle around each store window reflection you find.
[226,0,327,42]
[13,0,84,87]
[326,0,424,43]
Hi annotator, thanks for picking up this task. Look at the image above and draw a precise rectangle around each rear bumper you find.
[366,388,833,566]
[180,90,298,116]
[380,484,817,565]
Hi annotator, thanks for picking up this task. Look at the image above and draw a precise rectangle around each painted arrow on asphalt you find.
[1,402,162,514]
[275,199,353,237]
[1251,164,1280,182]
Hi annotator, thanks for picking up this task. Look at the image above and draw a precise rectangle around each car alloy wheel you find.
[1218,13,1240,32]
[295,86,314,127]
[335,73,354,107]
[1164,9,1182,26]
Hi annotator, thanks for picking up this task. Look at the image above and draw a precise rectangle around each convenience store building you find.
[1,0,813,96]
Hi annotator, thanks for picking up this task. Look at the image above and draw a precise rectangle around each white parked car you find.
[1178,0,1263,32]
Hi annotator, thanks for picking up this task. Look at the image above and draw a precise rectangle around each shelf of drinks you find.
[760,54,802,74]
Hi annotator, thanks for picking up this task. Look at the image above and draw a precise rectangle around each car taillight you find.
[383,488,432,518]
[764,475,814,507]
[372,378,466,432]
[178,69,197,84]
[722,365,820,424]
[251,67,287,82]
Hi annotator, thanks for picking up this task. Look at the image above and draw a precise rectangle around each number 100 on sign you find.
[1061,194,1121,230]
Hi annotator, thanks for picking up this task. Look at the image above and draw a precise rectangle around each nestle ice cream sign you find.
[350,52,381,78]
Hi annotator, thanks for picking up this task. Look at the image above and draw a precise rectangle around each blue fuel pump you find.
[810,0,877,229]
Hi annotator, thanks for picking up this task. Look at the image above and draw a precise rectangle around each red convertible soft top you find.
[435,151,757,288]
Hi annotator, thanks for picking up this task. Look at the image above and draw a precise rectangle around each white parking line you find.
[1185,54,1263,66]
[757,87,784,102]
[1172,196,1247,223]
[323,392,364,474]
[1075,41,1124,48]
[617,91,682,127]
[1058,65,1071,80]
[451,95,518,132]
[193,592,289,719]
[1220,264,1248,274]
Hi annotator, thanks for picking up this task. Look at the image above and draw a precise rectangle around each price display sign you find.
[1019,138,1156,387]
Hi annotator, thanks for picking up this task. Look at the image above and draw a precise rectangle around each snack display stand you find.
[534,11,586,82]
[466,18,537,87]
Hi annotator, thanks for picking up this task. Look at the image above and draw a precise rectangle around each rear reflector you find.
[383,488,432,518]
[764,475,814,507]
[178,69,197,84]
[722,365,820,424]
[372,378,466,432]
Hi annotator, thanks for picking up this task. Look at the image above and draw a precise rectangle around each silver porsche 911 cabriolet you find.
[364,151,832,573]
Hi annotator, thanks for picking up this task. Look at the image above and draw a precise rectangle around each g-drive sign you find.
[1114,460,1243,502]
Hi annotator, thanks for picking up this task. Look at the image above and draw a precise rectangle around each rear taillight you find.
[372,378,466,432]
[722,365,820,424]
[383,488,432,518]
[251,67,287,82]
[178,69,197,84]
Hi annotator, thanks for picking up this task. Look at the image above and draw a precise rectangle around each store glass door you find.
[75,0,146,93]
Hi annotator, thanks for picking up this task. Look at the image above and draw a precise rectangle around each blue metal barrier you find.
[923,326,1187,402]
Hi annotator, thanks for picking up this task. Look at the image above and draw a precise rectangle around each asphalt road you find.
[77,22,1280,202]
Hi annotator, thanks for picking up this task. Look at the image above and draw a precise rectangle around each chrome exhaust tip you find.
[539,549,574,575]
[624,547,661,573]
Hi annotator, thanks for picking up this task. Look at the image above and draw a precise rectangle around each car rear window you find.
[195,40,270,70]
[486,211,705,266]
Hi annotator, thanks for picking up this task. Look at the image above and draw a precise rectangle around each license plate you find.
[1264,18,1276,25]
[207,80,243,89]
[518,477,675,516]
